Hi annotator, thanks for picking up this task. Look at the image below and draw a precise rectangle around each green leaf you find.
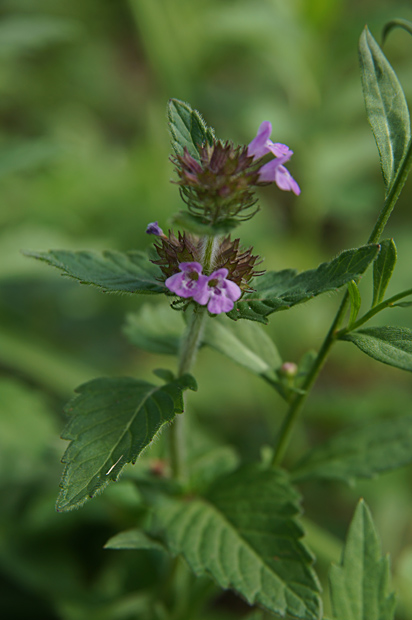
[168,99,215,162]
[56,375,195,511]
[329,500,395,620]
[104,528,166,552]
[372,239,397,307]
[292,415,412,484]
[228,245,380,324]
[204,316,282,377]
[24,249,165,294]
[359,27,410,195]
[382,18,412,44]
[154,466,322,620]
[341,326,412,372]
[348,281,361,326]
[124,304,184,355]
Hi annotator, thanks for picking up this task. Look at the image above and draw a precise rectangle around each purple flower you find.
[146,221,165,237]
[248,121,300,195]
[165,262,208,299]
[248,121,293,160]
[203,268,242,314]
[258,158,301,195]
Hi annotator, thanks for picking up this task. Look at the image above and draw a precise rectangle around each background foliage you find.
[2,0,412,618]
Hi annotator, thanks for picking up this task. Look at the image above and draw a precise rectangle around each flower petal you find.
[247,121,272,159]
[222,279,242,301]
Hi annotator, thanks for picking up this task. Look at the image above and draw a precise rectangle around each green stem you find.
[272,144,412,467]
[169,235,216,481]
[337,287,412,335]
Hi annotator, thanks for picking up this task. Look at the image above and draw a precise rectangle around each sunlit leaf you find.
[341,326,412,372]
[292,415,412,484]
[56,374,196,511]
[359,27,410,194]
[228,245,379,323]
[24,249,165,295]
[154,466,322,620]
[329,500,395,620]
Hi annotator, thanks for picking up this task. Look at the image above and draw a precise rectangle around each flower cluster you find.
[247,121,301,195]
[165,262,241,314]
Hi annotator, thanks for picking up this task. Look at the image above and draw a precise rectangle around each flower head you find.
[203,268,242,314]
[165,262,208,299]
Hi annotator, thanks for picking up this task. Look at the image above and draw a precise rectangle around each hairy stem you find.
[169,235,215,480]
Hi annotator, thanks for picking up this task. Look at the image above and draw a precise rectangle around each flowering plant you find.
[26,20,412,620]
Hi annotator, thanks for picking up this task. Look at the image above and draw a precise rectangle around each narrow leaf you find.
[168,99,215,162]
[292,415,412,484]
[105,528,166,552]
[24,249,165,294]
[372,239,397,306]
[154,466,322,620]
[348,281,362,326]
[329,500,395,620]
[359,27,410,194]
[204,316,282,377]
[228,244,379,324]
[56,375,195,511]
[341,326,412,372]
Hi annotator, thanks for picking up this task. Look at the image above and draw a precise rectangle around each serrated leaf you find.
[372,239,397,306]
[329,500,395,620]
[168,99,215,162]
[124,304,184,355]
[154,466,322,620]
[292,415,412,484]
[341,326,412,372]
[228,245,380,324]
[348,281,362,326]
[359,27,410,195]
[24,249,165,294]
[104,528,166,552]
[56,375,195,511]
[204,316,282,377]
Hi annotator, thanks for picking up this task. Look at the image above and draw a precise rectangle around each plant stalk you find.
[169,235,215,480]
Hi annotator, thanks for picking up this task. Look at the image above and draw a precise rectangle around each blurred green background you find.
[2,0,412,618]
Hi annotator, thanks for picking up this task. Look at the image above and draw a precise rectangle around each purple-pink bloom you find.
[248,121,300,195]
[258,158,301,195]
[203,268,242,314]
[248,121,293,160]
[165,262,208,299]
[146,221,164,237]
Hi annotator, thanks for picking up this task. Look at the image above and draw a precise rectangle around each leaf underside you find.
[372,239,397,307]
[292,415,412,484]
[341,326,412,372]
[329,500,395,620]
[228,245,379,323]
[56,375,194,511]
[154,466,322,620]
[24,249,165,294]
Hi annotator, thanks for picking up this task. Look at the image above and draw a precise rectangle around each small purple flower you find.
[258,158,301,195]
[203,268,242,314]
[165,262,208,299]
[248,121,300,195]
[146,221,165,237]
[248,121,293,160]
